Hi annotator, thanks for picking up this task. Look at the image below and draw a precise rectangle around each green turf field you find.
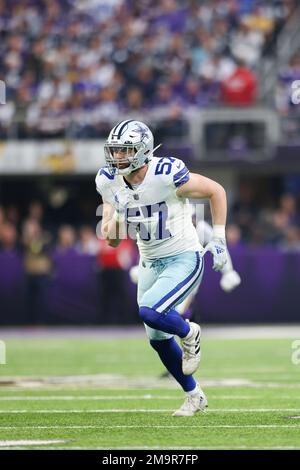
[0,333,299,449]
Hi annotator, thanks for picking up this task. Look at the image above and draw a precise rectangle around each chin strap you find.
[152,143,162,155]
[142,143,163,166]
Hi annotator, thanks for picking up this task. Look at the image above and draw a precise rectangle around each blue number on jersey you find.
[126,207,150,241]
[99,167,114,180]
[127,201,172,241]
[154,157,176,175]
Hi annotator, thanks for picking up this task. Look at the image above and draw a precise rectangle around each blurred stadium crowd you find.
[1,180,300,255]
[0,199,139,323]
[0,0,298,139]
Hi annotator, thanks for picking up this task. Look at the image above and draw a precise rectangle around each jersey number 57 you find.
[127,202,172,241]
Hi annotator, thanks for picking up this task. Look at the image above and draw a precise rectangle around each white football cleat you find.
[181,320,201,375]
[172,387,208,417]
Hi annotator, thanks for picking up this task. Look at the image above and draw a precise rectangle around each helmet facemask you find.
[104,141,150,176]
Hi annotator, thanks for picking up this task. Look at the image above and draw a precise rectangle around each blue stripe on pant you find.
[138,251,204,340]
[153,252,203,313]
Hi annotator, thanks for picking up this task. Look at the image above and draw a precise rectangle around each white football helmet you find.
[104,120,160,176]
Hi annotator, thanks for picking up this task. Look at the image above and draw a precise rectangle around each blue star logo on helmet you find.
[132,123,149,140]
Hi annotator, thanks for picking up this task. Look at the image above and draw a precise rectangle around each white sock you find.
[184,323,193,340]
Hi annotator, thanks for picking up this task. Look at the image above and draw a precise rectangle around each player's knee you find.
[139,306,156,323]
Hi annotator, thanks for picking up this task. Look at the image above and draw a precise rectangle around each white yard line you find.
[0,440,67,447]
[0,408,300,413]
[1,380,300,390]
[5,446,300,450]
[0,409,173,413]
[0,394,300,400]
[0,395,173,401]
[0,425,299,429]
[26,446,300,450]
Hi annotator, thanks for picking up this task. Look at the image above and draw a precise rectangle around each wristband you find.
[213,225,226,239]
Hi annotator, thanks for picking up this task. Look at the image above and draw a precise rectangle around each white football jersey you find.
[95,156,202,260]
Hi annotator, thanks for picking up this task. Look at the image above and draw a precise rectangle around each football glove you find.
[203,237,228,272]
[220,269,241,292]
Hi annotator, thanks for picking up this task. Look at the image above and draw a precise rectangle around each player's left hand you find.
[202,237,228,272]
[220,270,241,292]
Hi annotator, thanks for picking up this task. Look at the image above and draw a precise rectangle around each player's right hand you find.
[110,188,129,218]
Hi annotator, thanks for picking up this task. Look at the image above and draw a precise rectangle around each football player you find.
[96,120,229,416]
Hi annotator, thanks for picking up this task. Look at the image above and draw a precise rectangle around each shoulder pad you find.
[153,157,190,189]
[95,166,115,196]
